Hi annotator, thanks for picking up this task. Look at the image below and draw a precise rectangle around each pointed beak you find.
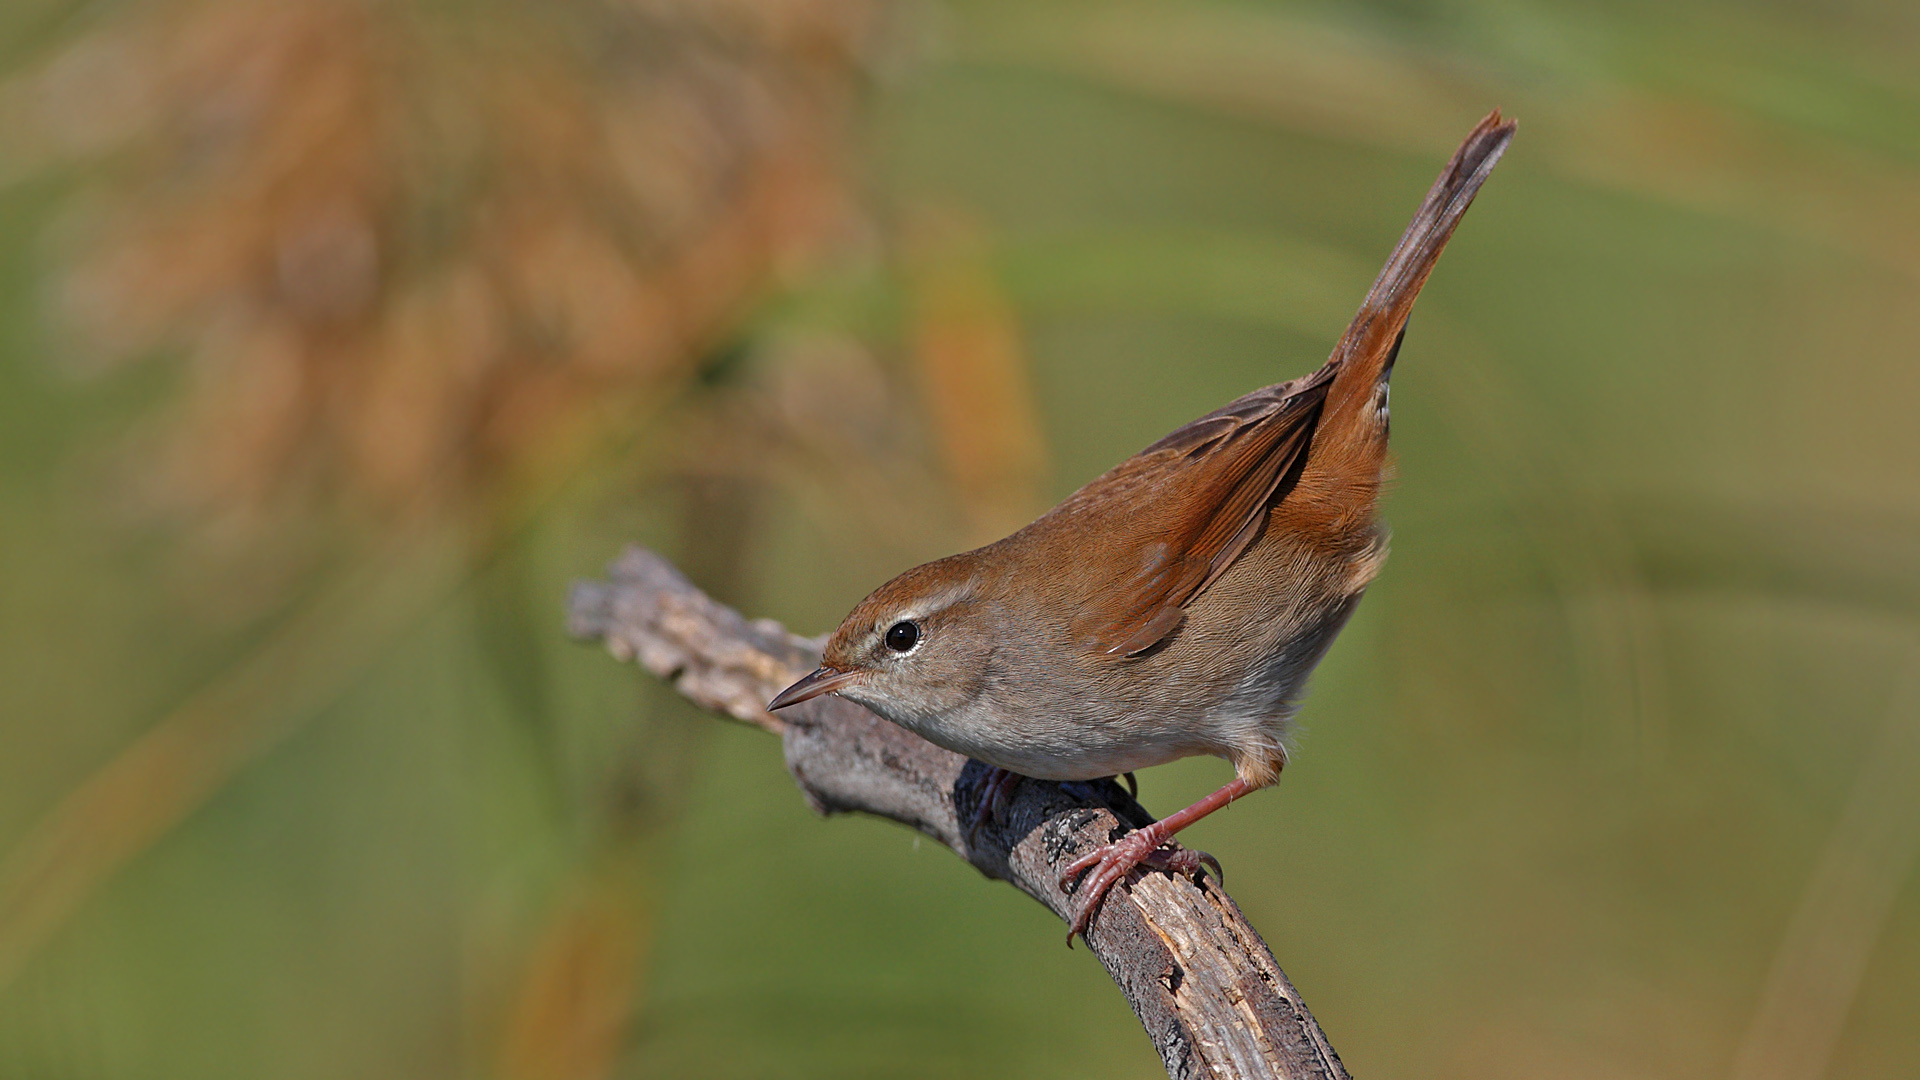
[768,666,862,711]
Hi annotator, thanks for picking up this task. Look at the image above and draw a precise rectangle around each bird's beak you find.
[768,666,862,711]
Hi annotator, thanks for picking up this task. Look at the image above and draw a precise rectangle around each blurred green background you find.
[3,0,1918,1077]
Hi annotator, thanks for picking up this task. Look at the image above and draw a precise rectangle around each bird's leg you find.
[973,770,1137,848]
[1059,777,1254,943]
[964,765,1023,845]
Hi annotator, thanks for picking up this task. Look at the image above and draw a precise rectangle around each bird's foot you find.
[964,766,1023,846]
[1059,824,1221,944]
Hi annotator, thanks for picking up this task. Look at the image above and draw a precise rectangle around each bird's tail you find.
[1319,110,1516,441]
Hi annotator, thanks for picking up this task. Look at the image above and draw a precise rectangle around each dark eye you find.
[884,621,920,653]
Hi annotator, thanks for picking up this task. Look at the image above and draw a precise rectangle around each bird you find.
[770,111,1516,941]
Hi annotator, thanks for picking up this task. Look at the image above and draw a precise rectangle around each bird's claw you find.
[1058,825,1220,944]
[964,766,1022,846]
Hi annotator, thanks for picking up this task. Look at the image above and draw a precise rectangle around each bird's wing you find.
[1068,368,1334,657]
[1068,109,1515,658]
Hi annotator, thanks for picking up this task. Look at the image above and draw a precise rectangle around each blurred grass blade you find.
[0,522,465,992]
[497,860,653,1080]
[1731,653,1920,1080]
[907,208,1051,544]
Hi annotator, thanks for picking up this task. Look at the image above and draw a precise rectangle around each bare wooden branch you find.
[568,546,1352,1080]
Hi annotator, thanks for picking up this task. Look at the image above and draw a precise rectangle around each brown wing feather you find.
[1070,111,1515,659]
[1076,369,1333,656]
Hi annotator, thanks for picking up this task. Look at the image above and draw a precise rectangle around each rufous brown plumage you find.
[773,111,1518,940]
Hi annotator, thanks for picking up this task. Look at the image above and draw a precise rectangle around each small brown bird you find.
[772,112,1516,940]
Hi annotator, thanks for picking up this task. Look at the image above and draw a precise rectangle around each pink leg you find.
[965,766,1023,845]
[1059,777,1254,943]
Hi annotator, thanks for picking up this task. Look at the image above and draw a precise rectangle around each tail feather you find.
[1321,110,1516,432]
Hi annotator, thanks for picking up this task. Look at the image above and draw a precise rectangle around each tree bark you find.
[567,546,1352,1080]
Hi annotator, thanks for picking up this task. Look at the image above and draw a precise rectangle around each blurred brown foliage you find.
[2,3,914,1073]
[0,6,1069,1076]
[21,0,881,543]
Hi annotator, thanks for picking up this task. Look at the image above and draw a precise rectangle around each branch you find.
[568,546,1352,1080]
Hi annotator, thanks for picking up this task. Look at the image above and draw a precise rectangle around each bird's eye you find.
[884,621,920,653]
